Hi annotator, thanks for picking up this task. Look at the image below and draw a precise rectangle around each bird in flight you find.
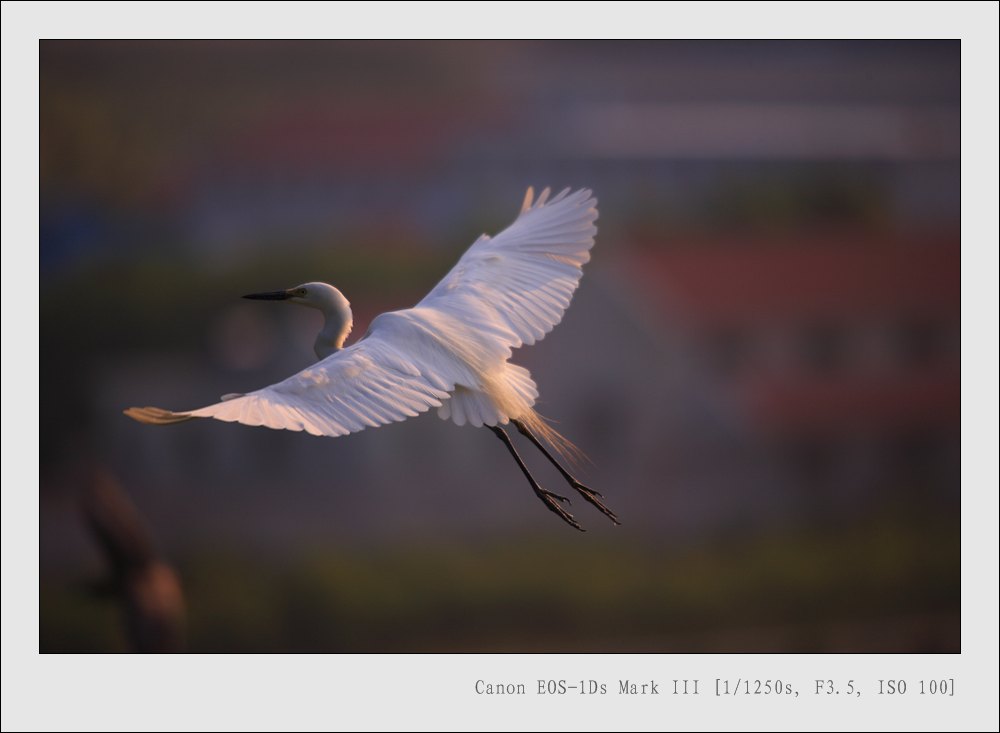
[126,187,618,530]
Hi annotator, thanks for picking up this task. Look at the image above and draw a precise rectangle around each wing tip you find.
[521,185,596,214]
[520,186,535,214]
[124,406,194,425]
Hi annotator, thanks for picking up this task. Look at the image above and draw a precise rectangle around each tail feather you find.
[491,363,589,468]
[124,406,194,425]
[515,407,590,469]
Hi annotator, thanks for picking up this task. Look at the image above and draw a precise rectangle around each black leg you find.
[489,425,583,531]
[512,420,620,525]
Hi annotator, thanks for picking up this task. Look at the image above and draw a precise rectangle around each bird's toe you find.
[571,482,620,525]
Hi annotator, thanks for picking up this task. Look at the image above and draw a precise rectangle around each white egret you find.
[126,187,617,530]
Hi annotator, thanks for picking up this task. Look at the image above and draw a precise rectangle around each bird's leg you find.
[489,425,583,531]
[512,420,620,525]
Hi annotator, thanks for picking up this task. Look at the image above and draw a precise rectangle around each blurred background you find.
[40,40,959,652]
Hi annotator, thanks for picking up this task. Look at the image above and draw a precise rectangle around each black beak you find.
[243,290,292,301]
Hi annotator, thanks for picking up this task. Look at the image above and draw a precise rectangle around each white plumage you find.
[127,187,617,529]
[128,187,595,436]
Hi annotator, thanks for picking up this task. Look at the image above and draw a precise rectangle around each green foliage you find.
[41,516,958,652]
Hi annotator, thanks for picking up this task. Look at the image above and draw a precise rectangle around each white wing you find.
[126,187,597,437]
[124,316,456,437]
[418,187,598,349]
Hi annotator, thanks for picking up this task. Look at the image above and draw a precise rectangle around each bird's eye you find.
[297,289,307,296]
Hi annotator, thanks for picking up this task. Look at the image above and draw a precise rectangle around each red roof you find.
[744,368,960,432]
[627,231,960,433]
[629,231,960,325]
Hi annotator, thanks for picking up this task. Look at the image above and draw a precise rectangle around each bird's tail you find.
[490,362,590,468]
[515,407,590,469]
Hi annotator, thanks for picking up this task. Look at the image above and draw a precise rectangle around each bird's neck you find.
[314,304,353,360]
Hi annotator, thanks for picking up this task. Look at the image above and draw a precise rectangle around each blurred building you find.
[630,232,960,520]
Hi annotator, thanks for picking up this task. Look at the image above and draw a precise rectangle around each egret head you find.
[243,282,349,312]
[244,282,353,359]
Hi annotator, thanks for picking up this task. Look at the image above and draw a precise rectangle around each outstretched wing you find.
[124,321,454,437]
[418,187,598,349]
[127,187,597,436]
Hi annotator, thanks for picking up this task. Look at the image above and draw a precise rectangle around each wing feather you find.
[125,322,454,437]
[126,187,598,437]
[418,187,598,349]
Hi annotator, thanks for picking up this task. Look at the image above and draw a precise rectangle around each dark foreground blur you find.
[40,41,959,652]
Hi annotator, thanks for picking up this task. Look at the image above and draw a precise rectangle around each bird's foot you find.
[534,487,583,531]
[570,480,620,525]
[546,488,571,504]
